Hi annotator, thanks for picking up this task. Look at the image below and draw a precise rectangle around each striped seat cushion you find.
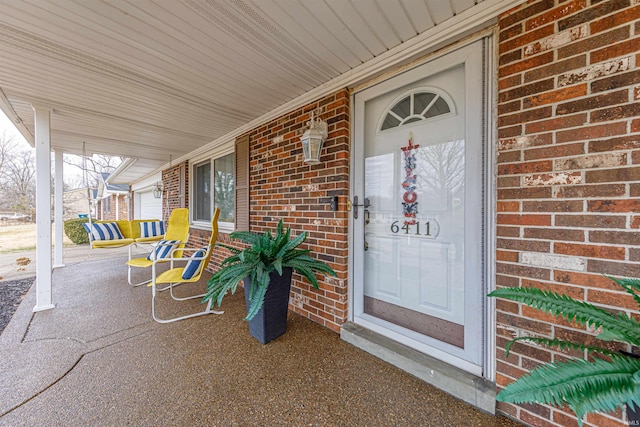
[139,221,165,238]
[83,222,124,241]
[181,248,207,280]
[147,239,179,261]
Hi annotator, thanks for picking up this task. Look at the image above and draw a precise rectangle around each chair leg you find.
[127,265,151,287]
[152,293,224,324]
[168,282,207,301]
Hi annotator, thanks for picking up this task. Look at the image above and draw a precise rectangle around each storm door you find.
[352,41,486,374]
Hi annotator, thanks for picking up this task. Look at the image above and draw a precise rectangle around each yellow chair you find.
[127,208,190,287]
[150,208,223,323]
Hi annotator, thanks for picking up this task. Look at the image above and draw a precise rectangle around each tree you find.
[0,129,35,213]
[64,153,125,189]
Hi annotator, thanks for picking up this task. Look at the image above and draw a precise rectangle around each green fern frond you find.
[488,287,640,345]
[245,279,269,320]
[498,355,640,426]
[607,276,640,309]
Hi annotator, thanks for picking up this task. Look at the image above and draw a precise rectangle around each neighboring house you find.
[3,2,640,427]
[62,187,92,220]
[95,173,131,221]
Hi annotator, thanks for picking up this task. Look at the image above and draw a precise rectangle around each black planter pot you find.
[243,267,293,344]
[628,405,639,425]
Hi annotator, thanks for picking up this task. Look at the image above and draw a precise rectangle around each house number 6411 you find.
[389,220,439,238]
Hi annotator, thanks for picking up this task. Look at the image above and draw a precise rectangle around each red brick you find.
[497,249,520,262]
[524,54,587,83]
[499,106,552,127]
[588,199,640,213]
[498,160,553,175]
[561,27,630,61]
[588,259,640,277]
[498,150,523,163]
[556,90,629,115]
[498,124,522,139]
[500,23,524,43]
[591,102,640,123]
[524,227,585,242]
[588,289,639,311]
[553,409,587,427]
[592,37,640,63]
[523,279,586,300]
[555,184,626,199]
[498,201,521,212]
[592,69,640,93]
[498,176,521,188]
[525,0,587,31]
[499,187,552,200]
[500,49,523,66]
[498,214,552,226]
[499,74,523,91]
[526,113,587,134]
[524,143,584,161]
[497,225,521,238]
[589,230,640,245]
[496,262,551,281]
[555,214,627,229]
[500,51,555,78]
[498,237,550,252]
[554,270,620,291]
[586,167,640,183]
[523,84,587,109]
[558,0,631,31]
[522,200,583,213]
[557,122,626,143]
[499,78,555,103]
[500,0,555,29]
[585,412,626,427]
[589,135,640,153]
[501,24,556,53]
[555,242,626,260]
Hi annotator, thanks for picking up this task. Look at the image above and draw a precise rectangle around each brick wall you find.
[172,90,350,332]
[162,163,187,221]
[245,90,350,332]
[496,1,640,426]
[99,194,130,220]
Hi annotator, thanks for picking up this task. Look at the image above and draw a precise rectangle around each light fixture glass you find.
[300,112,328,165]
[152,181,163,199]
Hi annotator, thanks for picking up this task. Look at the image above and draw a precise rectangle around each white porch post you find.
[53,149,65,268]
[33,106,55,312]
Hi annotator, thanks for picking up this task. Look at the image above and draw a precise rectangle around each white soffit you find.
[0,0,523,183]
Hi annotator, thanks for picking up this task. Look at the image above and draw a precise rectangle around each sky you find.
[0,110,86,186]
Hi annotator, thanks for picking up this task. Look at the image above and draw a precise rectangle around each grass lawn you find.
[0,223,74,253]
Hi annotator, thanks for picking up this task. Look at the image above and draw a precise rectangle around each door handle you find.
[352,196,371,220]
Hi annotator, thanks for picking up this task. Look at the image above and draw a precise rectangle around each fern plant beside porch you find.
[203,219,336,344]
[489,276,640,426]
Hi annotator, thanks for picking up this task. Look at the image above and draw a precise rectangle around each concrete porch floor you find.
[0,251,521,426]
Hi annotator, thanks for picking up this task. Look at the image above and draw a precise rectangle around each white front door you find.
[352,40,486,374]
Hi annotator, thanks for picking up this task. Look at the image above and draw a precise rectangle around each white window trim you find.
[189,144,235,233]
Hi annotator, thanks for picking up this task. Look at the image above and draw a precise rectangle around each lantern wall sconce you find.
[152,181,163,199]
[300,111,328,165]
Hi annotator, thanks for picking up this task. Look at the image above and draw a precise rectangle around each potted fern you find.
[203,220,336,344]
[488,276,640,426]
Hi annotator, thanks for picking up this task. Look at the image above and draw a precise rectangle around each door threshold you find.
[341,322,496,415]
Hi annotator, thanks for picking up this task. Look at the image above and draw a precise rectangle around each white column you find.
[53,149,65,268]
[33,106,55,312]
[115,195,120,220]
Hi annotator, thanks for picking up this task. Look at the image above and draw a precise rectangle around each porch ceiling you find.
[1,0,499,184]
